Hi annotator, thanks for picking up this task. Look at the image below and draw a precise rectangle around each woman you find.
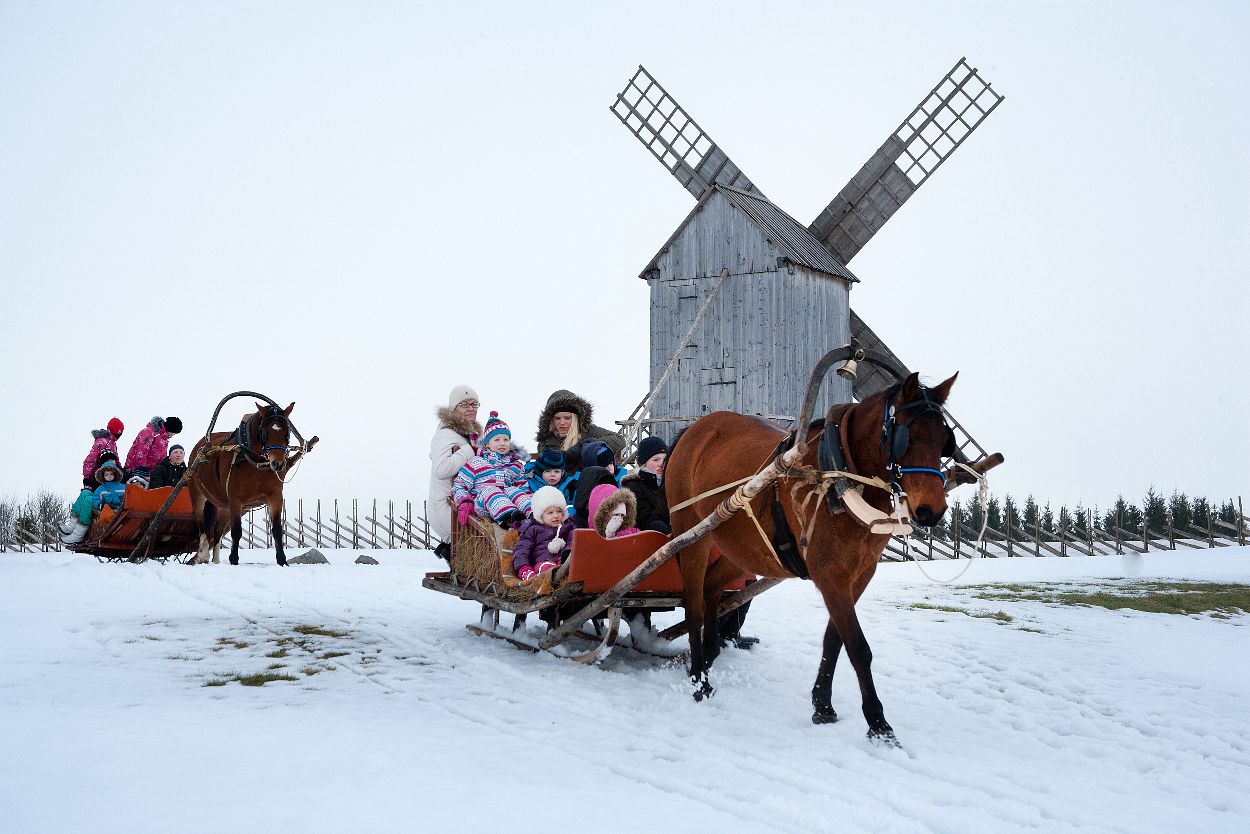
[428,385,482,559]
[534,389,624,474]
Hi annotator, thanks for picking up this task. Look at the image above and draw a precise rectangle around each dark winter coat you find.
[511,517,577,574]
[622,468,670,535]
[572,465,621,528]
[148,456,188,489]
[534,390,624,473]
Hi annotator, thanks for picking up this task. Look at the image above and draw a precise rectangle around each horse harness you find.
[230,406,296,470]
[762,385,956,580]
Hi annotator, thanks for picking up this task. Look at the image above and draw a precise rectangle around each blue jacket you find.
[92,481,126,510]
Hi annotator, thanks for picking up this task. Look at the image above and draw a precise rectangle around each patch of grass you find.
[300,667,322,676]
[236,671,298,687]
[216,637,251,649]
[1016,627,1045,634]
[265,648,288,658]
[321,651,349,659]
[970,581,1250,616]
[909,602,1011,622]
[910,602,967,615]
[202,678,229,687]
[293,624,348,639]
[142,635,162,641]
[266,663,286,670]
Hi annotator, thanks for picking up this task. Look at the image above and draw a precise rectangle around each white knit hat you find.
[530,486,567,522]
[447,384,479,408]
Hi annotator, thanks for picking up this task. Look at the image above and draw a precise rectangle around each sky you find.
[1,0,1247,515]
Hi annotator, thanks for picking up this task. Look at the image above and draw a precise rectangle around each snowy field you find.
[2,547,1247,834]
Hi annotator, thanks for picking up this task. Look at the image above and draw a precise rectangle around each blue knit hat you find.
[581,441,614,469]
[534,449,565,473]
[481,411,511,445]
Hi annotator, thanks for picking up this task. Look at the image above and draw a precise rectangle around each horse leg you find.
[677,541,713,701]
[820,586,897,745]
[268,494,286,567]
[699,556,743,670]
[811,620,844,724]
[194,499,215,565]
[229,511,243,566]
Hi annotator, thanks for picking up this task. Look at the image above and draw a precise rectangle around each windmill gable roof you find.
[640,185,858,283]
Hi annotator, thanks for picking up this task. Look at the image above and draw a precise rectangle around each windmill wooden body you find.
[613,59,1004,464]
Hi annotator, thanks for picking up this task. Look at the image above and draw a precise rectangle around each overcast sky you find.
[2,0,1246,516]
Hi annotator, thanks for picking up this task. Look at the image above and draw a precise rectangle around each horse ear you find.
[901,372,922,400]
[254,402,266,414]
[931,372,958,404]
[283,402,295,417]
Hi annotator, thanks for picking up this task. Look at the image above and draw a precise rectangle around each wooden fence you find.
[2,497,1246,559]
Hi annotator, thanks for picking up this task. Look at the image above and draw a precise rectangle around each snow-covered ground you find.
[1,547,1247,834]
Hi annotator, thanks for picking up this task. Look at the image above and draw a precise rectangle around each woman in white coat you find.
[429,385,482,560]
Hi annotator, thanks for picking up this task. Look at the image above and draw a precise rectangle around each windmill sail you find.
[809,58,1004,265]
[611,66,763,201]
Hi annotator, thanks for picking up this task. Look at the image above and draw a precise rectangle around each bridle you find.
[878,383,957,495]
[235,406,306,473]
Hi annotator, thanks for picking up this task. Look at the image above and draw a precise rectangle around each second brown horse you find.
[188,402,315,566]
[666,372,958,744]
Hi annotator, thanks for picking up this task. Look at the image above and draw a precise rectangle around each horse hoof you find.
[691,681,715,702]
[867,727,901,748]
[812,709,839,725]
[277,559,287,567]
[229,557,239,566]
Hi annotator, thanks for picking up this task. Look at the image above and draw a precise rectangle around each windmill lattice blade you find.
[611,66,764,201]
[850,309,990,465]
[810,58,1004,265]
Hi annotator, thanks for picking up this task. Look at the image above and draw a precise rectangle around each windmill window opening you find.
[937,79,957,98]
[660,124,678,143]
[921,123,942,144]
[934,135,955,157]
[952,91,972,112]
[658,100,676,118]
[644,85,664,106]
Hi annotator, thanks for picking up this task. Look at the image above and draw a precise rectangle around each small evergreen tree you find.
[1142,487,1167,534]
[986,495,1003,534]
[1073,502,1090,537]
[1168,491,1193,533]
[1192,496,1212,530]
[1041,502,1056,535]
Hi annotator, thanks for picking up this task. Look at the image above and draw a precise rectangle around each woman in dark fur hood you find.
[429,385,483,545]
[535,389,624,473]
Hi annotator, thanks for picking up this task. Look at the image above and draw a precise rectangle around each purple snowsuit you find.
[125,425,170,472]
[511,517,576,575]
[82,431,119,480]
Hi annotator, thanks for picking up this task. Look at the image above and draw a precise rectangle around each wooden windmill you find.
[613,59,1004,465]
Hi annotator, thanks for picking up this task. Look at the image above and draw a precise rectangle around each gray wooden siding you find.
[646,193,852,444]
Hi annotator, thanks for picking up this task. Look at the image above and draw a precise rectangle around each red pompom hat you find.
[107,417,124,436]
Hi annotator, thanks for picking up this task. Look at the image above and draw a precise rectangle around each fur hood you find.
[592,486,637,537]
[435,405,482,439]
[536,389,594,446]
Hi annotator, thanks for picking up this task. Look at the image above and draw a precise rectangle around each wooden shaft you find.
[655,578,786,641]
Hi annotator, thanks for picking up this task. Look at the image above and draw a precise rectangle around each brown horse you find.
[666,371,958,744]
[187,402,314,566]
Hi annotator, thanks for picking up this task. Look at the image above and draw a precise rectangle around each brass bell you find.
[836,358,859,381]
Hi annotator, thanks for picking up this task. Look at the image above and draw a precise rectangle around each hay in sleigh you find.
[450,513,556,600]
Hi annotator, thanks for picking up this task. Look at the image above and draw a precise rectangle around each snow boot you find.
[60,520,89,545]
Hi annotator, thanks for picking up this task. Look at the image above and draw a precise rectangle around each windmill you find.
[613,59,1004,467]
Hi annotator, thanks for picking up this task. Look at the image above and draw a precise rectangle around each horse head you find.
[252,401,296,471]
[839,372,957,528]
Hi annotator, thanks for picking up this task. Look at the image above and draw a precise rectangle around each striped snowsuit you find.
[451,449,532,523]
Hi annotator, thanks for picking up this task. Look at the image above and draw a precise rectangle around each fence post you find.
[952,501,960,559]
[1005,506,1013,558]
[334,500,340,548]
[1238,497,1246,547]
[1167,509,1175,550]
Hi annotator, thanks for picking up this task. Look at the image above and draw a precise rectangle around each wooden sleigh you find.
[68,483,200,563]
[421,506,782,664]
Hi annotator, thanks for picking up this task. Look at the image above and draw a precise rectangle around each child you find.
[622,435,670,534]
[572,441,624,527]
[91,460,127,512]
[525,448,575,505]
[82,417,124,487]
[124,416,182,483]
[451,411,532,529]
[588,484,640,538]
[511,485,576,581]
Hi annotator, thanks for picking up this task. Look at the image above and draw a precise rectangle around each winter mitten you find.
[516,565,536,581]
[456,500,473,526]
[604,512,625,538]
[534,560,557,574]
[547,536,565,554]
